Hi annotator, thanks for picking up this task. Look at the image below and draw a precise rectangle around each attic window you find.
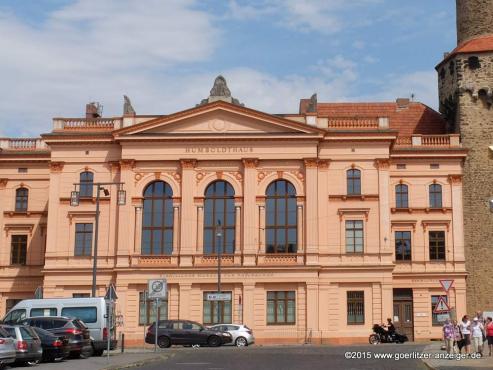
[449,61,454,75]
[467,56,480,69]
[430,164,440,169]
[396,164,406,170]
[439,68,445,80]
[18,168,28,173]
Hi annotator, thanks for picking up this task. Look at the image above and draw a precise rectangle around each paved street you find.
[137,344,431,370]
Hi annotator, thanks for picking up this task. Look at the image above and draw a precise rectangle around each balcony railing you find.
[0,138,47,151]
[328,117,381,129]
[52,118,122,131]
[394,134,461,148]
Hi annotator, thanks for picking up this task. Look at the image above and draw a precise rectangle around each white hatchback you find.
[208,324,254,347]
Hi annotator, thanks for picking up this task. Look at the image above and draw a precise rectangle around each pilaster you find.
[242,158,258,266]
[179,159,197,266]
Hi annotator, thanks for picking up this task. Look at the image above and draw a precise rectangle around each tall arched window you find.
[395,184,409,208]
[347,169,361,195]
[79,171,94,198]
[204,181,235,255]
[142,181,174,255]
[429,184,442,208]
[15,188,28,212]
[265,180,297,253]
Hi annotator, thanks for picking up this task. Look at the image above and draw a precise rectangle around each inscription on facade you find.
[185,146,254,154]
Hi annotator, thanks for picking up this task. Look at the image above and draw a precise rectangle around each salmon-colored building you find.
[0,78,468,344]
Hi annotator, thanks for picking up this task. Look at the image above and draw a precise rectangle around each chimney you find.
[86,102,102,119]
[396,98,410,109]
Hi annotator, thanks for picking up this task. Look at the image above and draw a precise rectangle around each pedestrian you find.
[471,317,485,356]
[442,319,455,355]
[485,317,493,356]
[452,319,462,354]
[459,315,471,355]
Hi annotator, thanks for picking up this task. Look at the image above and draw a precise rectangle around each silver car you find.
[208,324,254,347]
[1,325,42,365]
[0,327,15,368]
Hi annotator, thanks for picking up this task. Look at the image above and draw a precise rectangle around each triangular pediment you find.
[114,101,323,138]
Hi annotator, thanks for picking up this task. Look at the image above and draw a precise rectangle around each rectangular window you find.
[429,231,445,261]
[31,308,57,317]
[72,293,90,298]
[396,164,406,169]
[345,220,364,253]
[74,223,93,256]
[61,307,97,324]
[431,295,448,326]
[395,231,412,261]
[17,168,28,173]
[203,292,232,325]
[266,291,296,325]
[11,235,27,265]
[347,291,365,324]
[138,292,168,325]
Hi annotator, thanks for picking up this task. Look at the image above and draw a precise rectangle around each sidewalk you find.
[422,342,493,369]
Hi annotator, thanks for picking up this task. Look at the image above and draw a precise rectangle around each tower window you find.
[448,61,454,75]
[467,56,480,69]
[439,68,445,80]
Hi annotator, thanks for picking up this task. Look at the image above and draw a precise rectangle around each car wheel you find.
[369,334,380,345]
[93,349,104,357]
[158,336,171,348]
[208,335,221,347]
[235,336,248,347]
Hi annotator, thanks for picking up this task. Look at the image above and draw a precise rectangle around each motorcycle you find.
[369,324,408,344]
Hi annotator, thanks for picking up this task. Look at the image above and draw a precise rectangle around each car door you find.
[187,322,207,344]
[168,321,184,344]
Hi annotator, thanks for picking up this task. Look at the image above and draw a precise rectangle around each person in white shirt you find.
[471,317,485,356]
[459,315,471,355]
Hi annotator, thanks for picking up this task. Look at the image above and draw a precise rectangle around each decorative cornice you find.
[303,158,318,169]
[4,223,35,236]
[180,159,197,169]
[374,158,391,169]
[49,161,65,172]
[421,220,451,231]
[318,160,330,169]
[337,208,370,221]
[447,174,463,184]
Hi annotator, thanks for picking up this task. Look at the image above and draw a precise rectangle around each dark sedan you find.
[145,320,232,348]
[31,326,70,362]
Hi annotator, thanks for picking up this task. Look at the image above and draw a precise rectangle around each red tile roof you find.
[437,34,493,67]
[315,102,446,136]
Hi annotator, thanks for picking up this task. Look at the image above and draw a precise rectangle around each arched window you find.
[15,188,28,212]
[347,169,361,195]
[265,180,297,253]
[395,184,409,208]
[142,181,173,255]
[79,171,94,198]
[429,184,442,208]
[204,181,235,255]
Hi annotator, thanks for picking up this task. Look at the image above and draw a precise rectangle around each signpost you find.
[104,284,118,362]
[206,292,231,301]
[439,279,455,319]
[439,280,454,292]
[433,296,451,314]
[148,279,167,352]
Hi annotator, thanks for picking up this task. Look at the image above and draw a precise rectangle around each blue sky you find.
[0,0,456,137]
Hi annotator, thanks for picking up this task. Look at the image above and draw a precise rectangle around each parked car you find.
[145,320,232,348]
[0,327,16,369]
[1,325,42,366]
[208,324,255,347]
[31,326,70,362]
[19,316,92,358]
[3,297,117,356]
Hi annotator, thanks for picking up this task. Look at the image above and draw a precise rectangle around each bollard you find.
[121,333,125,353]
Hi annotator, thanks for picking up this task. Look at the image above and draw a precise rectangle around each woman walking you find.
[471,317,485,356]
[486,316,493,356]
[459,315,471,355]
[442,319,455,355]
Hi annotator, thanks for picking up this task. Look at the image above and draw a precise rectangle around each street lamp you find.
[70,181,126,297]
[216,220,222,324]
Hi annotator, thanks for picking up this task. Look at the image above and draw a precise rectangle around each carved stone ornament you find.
[0,179,7,189]
[180,159,197,169]
[197,75,244,106]
[123,95,136,116]
[318,160,330,170]
[307,93,317,113]
[304,158,318,168]
[49,161,65,172]
[120,159,135,170]
[448,174,462,184]
[242,158,259,169]
[375,159,390,169]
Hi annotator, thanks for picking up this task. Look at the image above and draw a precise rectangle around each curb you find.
[100,353,173,370]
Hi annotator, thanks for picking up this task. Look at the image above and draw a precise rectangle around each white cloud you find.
[0,0,219,136]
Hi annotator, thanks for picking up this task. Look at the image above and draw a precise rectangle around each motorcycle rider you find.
[384,318,396,341]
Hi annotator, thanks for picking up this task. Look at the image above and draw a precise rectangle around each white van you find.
[2,298,117,355]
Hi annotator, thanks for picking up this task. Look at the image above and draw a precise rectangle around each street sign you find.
[148,279,167,299]
[105,283,118,301]
[439,279,454,292]
[433,296,451,313]
[437,313,451,322]
[206,292,231,301]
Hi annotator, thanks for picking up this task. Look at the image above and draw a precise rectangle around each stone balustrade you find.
[52,118,122,131]
[395,134,461,148]
[0,138,47,150]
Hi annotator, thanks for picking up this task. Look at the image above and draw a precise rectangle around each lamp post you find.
[216,220,222,324]
[71,182,126,297]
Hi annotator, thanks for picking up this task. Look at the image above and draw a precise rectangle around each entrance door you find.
[393,289,414,341]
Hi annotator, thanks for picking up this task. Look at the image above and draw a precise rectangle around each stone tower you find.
[437,0,493,313]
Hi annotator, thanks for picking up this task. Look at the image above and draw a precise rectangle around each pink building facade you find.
[0,83,467,344]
